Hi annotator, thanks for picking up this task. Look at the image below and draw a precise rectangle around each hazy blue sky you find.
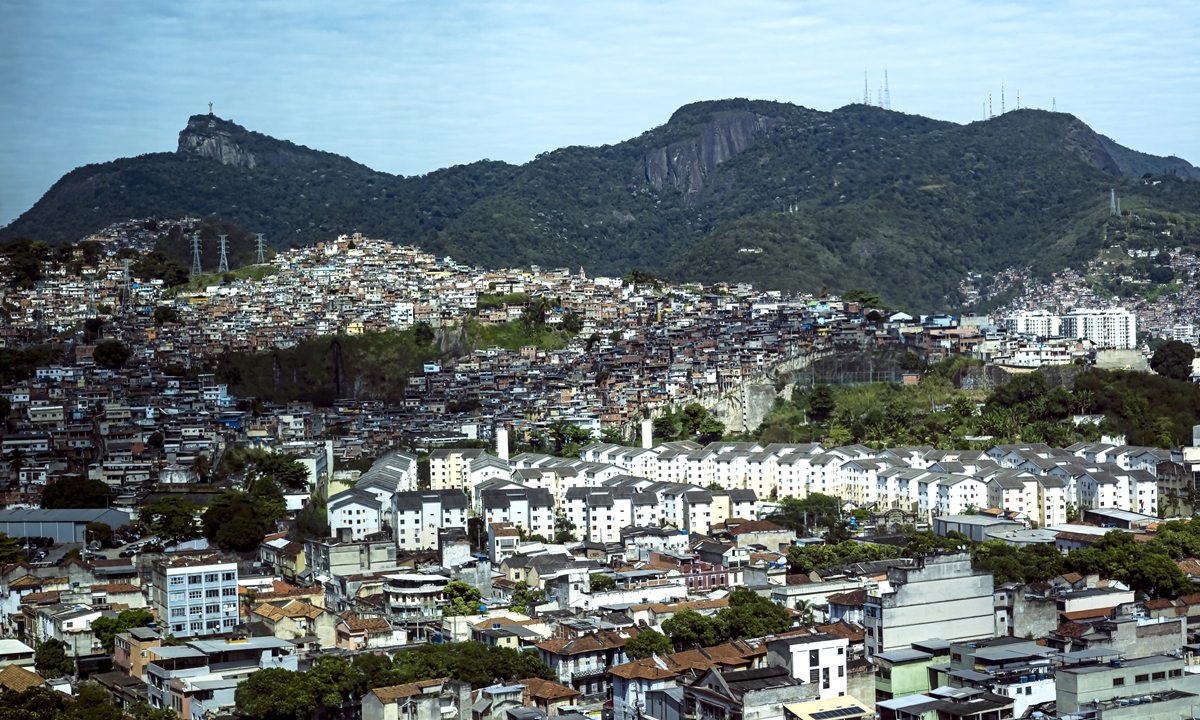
[1,0,1196,227]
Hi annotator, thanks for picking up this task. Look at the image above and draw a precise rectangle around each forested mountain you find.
[5,101,1199,308]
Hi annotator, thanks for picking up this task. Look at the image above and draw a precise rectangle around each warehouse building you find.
[0,508,132,544]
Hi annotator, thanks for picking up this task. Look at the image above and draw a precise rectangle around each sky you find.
[1,0,1197,227]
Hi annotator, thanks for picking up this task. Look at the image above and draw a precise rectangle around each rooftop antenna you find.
[884,69,891,111]
[190,233,203,276]
[255,233,266,264]
[864,72,869,106]
[218,234,229,273]
[1110,189,1118,216]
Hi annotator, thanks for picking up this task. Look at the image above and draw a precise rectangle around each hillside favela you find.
[5,7,1200,720]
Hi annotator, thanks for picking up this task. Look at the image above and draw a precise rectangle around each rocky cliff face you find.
[1064,119,1121,177]
[642,111,780,202]
[176,115,305,168]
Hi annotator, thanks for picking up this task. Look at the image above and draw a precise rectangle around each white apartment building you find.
[1007,309,1062,338]
[1061,307,1137,349]
[766,633,850,700]
[328,488,384,541]
[150,557,240,638]
[480,487,555,538]
[392,490,469,551]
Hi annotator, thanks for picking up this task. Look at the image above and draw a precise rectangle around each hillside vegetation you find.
[5,102,1200,308]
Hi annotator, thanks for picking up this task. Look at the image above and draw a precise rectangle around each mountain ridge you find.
[4,100,1199,309]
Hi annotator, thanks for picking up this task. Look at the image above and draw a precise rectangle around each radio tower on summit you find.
[884,69,891,110]
[190,234,203,276]
[218,234,229,273]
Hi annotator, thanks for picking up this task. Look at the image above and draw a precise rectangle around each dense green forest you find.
[5,102,1199,308]
[753,361,1200,449]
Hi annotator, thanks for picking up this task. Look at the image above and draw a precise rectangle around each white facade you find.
[1061,307,1137,349]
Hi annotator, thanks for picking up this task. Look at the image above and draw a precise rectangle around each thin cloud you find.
[1,0,1197,226]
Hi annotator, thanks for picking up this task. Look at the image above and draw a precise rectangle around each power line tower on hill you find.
[1111,189,1118,216]
[255,233,266,264]
[190,234,203,276]
[218,234,229,273]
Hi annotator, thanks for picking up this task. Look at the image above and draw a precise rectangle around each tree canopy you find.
[1151,340,1195,382]
[41,476,109,509]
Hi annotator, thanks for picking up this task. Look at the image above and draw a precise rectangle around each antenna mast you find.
[989,94,993,119]
[255,233,266,264]
[884,69,891,110]
[190,233,203,276]
[218,234,229,273]
[864,72,869,105]
[1052,97,1056,112]
[1001,82,1005,114]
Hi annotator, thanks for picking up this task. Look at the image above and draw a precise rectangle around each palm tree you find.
[795,599,816,626]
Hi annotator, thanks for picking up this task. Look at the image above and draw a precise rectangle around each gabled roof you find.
[0,665,44,691]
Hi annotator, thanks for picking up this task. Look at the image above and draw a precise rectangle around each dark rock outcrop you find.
[642,111,780,202]
[177,115,307,168]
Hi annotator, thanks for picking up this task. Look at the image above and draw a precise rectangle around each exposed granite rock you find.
[642,111,780,202]
[177,114,306,168]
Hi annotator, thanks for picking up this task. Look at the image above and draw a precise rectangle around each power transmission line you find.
[218,234,229,273]
[190,234,203,276]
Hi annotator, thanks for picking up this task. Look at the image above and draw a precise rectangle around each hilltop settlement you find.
[3,226,1200,720]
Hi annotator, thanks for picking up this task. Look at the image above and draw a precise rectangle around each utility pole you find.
[218,234,229,273]
[190,234,203,276]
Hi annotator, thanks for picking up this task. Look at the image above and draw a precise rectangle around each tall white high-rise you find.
[1006,309,1062,338]
[1061,307,1137,349]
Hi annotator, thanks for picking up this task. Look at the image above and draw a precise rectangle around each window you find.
[169,576,185,586]
[169,591,185,602]
[188,590,202,600]
[222,588,236,597]
[205,604,219,614]
[1170,669,1183,678]
[838,666,844,678]
[170,608,186,617]
[190,605,203,615]
[809,669,819,684]
[1152,671,1166,681]
[204,573,218,582]
[1113,678,1125,687]
[190,622,203,631]
[810,650,819,666]
[1135,674,1149,683]
[838,647,844,655]
[222,572,235,581]
[206,589,219,598]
